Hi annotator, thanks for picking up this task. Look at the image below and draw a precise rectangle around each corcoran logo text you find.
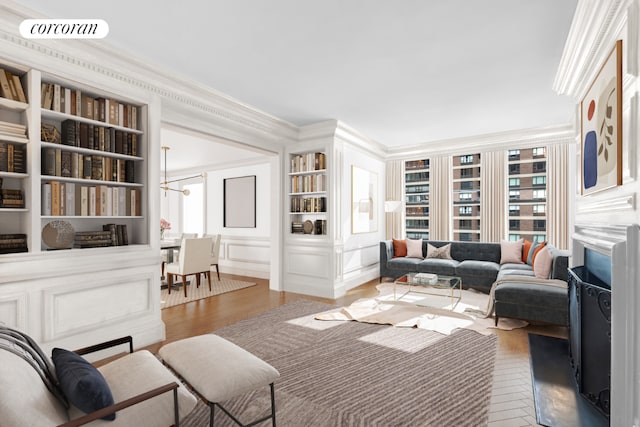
[19,19,109,39]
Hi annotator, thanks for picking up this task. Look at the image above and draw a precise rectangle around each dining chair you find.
[165,237,213,297]
[162,233,198,276]
[203,234,222,281]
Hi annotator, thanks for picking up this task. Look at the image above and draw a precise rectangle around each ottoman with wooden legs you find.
[159,334,280,427]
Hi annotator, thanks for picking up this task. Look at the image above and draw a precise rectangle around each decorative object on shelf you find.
[42,220,75,250]
[160,146,205,196]
[160,218,171,239]
[580,39,622,195]
[351,165,378,234]
[223,175,256,228]
[41,123,61,144]
[303,220,314,234]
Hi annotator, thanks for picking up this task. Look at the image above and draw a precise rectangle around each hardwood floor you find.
[144,273,568,427]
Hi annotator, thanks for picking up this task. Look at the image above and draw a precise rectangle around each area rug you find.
[315,283,527,335]
[180,299,498,427]
[160,278,256,309]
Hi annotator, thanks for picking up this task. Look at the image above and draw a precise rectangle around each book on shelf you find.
[0,233,27,253]
[0,187,25,208]
[102,223,128,246]
[0,120,27,138]
[290,152,326,173]
[0,69,26,102]
[0,142,26,173]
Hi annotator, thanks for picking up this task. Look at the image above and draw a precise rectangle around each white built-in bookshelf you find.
[288,150,327,236]
[0,63,148,254]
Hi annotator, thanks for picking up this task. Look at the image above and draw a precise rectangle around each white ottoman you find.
[159,334,280,427]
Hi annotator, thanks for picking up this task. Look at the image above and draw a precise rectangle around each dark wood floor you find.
[142,273,568,426]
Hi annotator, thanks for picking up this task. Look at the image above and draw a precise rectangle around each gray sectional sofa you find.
[379,240,570,325]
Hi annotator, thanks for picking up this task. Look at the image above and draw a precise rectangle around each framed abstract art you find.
[351,165,378,234]
[580,39,623,195]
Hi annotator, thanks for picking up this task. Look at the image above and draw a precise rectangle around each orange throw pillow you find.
[392,238,407,258]
[522,240,533,263]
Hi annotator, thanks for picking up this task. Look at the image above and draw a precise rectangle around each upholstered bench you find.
[159,334,280,427]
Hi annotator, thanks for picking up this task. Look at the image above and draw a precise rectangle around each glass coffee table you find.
[393,273,462,310]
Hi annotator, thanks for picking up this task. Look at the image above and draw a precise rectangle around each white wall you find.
[341,144,386,290]
[205,162,272,279]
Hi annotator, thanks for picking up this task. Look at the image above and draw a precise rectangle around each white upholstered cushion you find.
[67,350,197,426]
[0,349,69,427]
[159,334,280,403]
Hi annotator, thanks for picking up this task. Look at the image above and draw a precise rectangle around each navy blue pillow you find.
[52,348,116,421]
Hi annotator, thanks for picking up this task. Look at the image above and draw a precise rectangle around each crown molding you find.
[553,0,632,98]
[385,123,575,160]
[0,1,298,147]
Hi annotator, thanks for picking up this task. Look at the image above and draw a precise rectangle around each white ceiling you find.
[17,0,578,169]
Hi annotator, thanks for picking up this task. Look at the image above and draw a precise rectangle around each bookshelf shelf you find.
[40,175,144,187]
[0,97,27,111]
[41,109,143,135]
[0,134,28,145]
[0,171,28,179]
[40,141,143,161]
[288,151,328,236]
[0,207,27,212]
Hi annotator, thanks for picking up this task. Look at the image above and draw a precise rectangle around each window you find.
[533,147,546,157]
[533,189,546,199]
[509,190,520,200]
[534,220,546,231]
[459,206,472,215]
[458,219,472,229]
[509,205,520,216]
[509,220,520,230]
[533,162,546,173]
[460,181,473,190]
[460,155,474,164]
[509,178,520,187]
[459,192,472,200]
[182,182,204,236]
[509,164,520,174]
[460,168,474,178]
[533,234,546,242]
[533,204,545,214]
[508,150,520,160]
[509,234,521,242]
[404,159,429,238]
[532,176,546,185]
[459,233,473,241]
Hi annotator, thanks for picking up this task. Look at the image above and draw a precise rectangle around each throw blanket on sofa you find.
[464,275,568,319]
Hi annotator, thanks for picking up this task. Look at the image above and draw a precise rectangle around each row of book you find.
[290,152,326,173]
[41,82,138,130]
[290,196,326,213]
[0,69,27,103]
[48,119,139,156]
[0,233,28,254]
[291,219,327,235]
[290,173,326,193]
[42,148,135,183]
[0,142,26,173]
[42,181,141,217]
[0,188,24,208]
[0,119,27,140]
[73,224,128,248]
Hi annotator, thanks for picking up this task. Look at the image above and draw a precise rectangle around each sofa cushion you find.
[533,247,553,279]
[500,239,523,264]
[426,243,452,259]
[498,269,535,280]
[522,239,533,263]
[387,257,423,272]
[0,349,69,427]
[526,241,546,265]
[500,263,533,272]
[494,281,568,311]
[392,238,407,257]
[52,348,116,421]
[406,238,423,258]
[417,258,459,276]
[456,260,500,279]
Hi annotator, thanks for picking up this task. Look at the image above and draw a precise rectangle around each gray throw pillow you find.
[426,243,452,259]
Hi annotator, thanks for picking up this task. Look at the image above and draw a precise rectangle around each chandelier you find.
[160,146,205,196]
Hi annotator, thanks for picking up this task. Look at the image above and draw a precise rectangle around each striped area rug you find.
[180,299,497,426]
[160,278,256,309]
